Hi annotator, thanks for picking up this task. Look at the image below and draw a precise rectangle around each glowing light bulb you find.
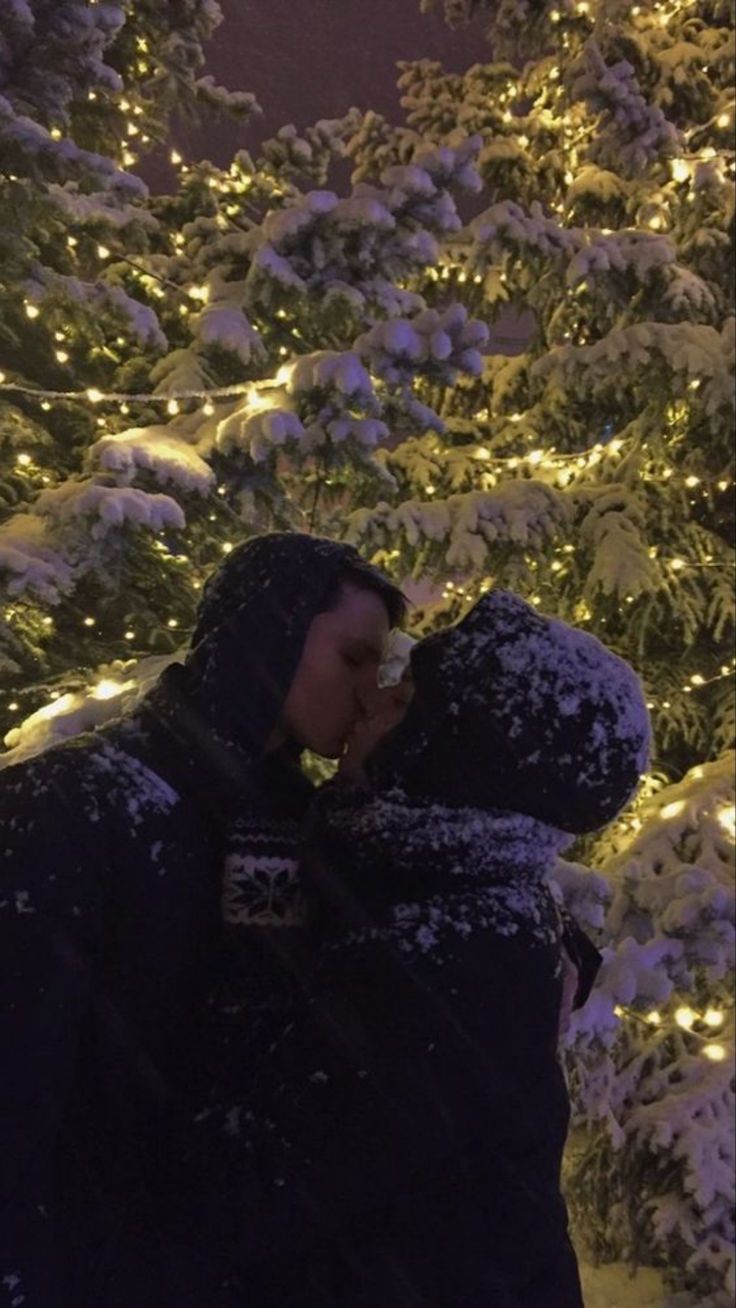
[83,617,96,627]
[704,1009,724,1027]
[86,387,104,403]
[703,1044,726,1062]
[661,800,685,819]
[646,1011,662,1025]
[166,399,180,416]
[17,453,32,467]
[222,542,234,553]
[717,112,731,129]
[92,679,126,700]
[718,804,735,838]
[25,302,40,319]
[55,350,69,363]
[203,400,215,416]
[124,630,135,640]
[670,159,689,183]
[675,1007,696,1029]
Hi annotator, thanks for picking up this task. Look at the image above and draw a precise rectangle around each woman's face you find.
[278,584,392,759]
[339,670,414,778]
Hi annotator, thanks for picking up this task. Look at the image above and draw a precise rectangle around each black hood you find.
[366,590,650,834]
[130,533,367,813]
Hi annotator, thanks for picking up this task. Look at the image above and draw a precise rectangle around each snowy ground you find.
[579,1261,700,1308]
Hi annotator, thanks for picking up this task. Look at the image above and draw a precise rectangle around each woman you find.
[195,590,649,1306]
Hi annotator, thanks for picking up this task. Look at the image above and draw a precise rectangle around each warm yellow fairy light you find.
[646,1011,662,1025]
[124,630,135,640]
[661,800,685,819]
[675,1006,696,1029]
[92,679,130,701]
[86,387,104,403]
[170,148,182,165]
[685,475,699,487]
[55,350,69,364]
[166,399,180,415]
[716,112,731,129]
[222,542,234,553]
[670,158,690,182]
[203,400,215,416]
[97,244,110,259]
[704,1009,724,1028]
[718,804,735,838]
[670,558,686,571]
[17,453,32,467]
[25,302,40,319]
[83,617,95,628]
[703,1044,726,1062]
[167,619,179,628]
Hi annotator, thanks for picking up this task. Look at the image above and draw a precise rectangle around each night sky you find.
[149,1,529,350]
[175,0,489,168]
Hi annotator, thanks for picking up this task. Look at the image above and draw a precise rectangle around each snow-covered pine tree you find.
[0,0,259,722]
[405,1,734,1299]
[0,0,733,1299]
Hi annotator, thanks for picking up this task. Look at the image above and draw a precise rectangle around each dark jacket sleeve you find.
[0,764,104,1308]
[559,909,603,1009]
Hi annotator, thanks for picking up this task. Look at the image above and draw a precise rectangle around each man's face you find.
[279,584,392,759]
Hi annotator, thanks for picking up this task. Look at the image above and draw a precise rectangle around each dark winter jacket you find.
[188,785,587,1308]
[0,533,369,1308]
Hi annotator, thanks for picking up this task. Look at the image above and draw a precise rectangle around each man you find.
[0,532,406,1307]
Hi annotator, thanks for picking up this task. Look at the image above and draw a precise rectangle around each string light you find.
[661,800,685,819]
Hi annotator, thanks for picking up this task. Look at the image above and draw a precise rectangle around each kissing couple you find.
[1,532,649,1307]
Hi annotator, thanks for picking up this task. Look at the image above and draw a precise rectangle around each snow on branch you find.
[89,426,215,494]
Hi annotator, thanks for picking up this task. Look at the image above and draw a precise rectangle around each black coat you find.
[0,703,314,1308]
[0,533,368,1308]
[188,787,599,1308]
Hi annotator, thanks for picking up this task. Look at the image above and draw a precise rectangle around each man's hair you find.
[321,557,409,629]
